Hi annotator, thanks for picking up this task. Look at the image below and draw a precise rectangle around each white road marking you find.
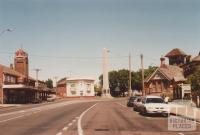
[78,103,97,135]
[68,123,73,126]
[62,127,68,131]
[72,119,76,123]
[56,132,62,135]
[0,115,25,123]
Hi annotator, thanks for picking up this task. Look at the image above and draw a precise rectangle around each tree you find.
[98,66,157,97]
[45,79,53,88]
[187,66,200,91]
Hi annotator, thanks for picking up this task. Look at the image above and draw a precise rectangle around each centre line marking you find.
[63,127,68,131]
[68,123,72,126]
[78,103,98,135]
[56,132,62,135]
[72,119,76,123]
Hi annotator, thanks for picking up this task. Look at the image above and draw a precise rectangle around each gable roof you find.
[192,52,200,62]
[145,65,186,83]
[165,48,187,57]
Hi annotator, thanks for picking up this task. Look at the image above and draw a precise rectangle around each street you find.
[0,99,199,135]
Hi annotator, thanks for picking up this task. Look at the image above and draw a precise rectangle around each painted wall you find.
[66,80,95,97]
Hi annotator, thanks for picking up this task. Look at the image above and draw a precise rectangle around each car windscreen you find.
[146,98,164,103]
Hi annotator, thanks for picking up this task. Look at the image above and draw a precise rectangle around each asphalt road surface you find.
[0,99,199,135]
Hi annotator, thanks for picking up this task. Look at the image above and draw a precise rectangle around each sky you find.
[0,0,200,82]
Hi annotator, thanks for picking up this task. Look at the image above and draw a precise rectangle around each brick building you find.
[0,49,52,104]
[144,48,196,100]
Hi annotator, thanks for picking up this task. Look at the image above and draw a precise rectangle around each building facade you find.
[57,77,95,98]
[144,48,193,100]
[0,49,52,104]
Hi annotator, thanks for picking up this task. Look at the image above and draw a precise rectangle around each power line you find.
[0,51,128,60]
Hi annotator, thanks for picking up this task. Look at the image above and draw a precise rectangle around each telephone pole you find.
[33,68,41,88]
[128,53,132,97]
[141,54,145,96]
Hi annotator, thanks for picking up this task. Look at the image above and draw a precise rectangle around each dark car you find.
[32,98,42,104]
[127,96,138,107]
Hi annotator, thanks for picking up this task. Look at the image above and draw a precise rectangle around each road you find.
[0,99,199,135]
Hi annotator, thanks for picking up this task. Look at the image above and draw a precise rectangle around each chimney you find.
[10,64,14,69]
[160,56,165,67]
[186,55,191,64]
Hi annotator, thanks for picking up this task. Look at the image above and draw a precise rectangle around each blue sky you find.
[0,0,200,81]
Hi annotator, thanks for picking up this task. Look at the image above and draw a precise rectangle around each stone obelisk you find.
[102,48,112,98]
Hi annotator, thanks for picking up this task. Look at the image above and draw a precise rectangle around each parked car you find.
[32,98,42,104]
[133,96,143,111]
[47,94,57,102]
[127,96,139,107]
[138,96,169,117]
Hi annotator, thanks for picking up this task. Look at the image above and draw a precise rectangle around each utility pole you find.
[102,48,111,97]
[141,54,145,96]
[53,76,58,95]
[33,68,41,89]
[128,53,132,97]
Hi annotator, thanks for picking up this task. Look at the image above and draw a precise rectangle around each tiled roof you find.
[165,48,187,57]
[145,65,186,82]
[0,64,26,78]
[159,65,185,81]
[192,52,200,62]
[57,78,67,85]
[0,64,36,81]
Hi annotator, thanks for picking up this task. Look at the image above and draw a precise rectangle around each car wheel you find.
[142,108,147,116]
[133,107,136,111]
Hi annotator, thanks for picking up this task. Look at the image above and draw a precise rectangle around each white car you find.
[47,94,57,102]
[139,96,169,117]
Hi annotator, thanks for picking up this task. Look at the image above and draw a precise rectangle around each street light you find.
[0,28,13,36]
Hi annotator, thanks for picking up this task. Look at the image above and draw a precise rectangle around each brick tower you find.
[14,49,29,77]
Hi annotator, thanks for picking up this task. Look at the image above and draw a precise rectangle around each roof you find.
[67,77,95,81]
[192,52,200,62]
[165,48,187,57]
[0,64,26,78]
[145,65,186,82]
[57,78,67,85]
[0,64,37,82]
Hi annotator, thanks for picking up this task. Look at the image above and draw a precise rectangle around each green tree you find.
[99,66,157,97]
[45,79,53,88]
[187,66,200,91]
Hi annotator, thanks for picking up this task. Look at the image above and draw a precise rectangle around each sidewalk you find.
[169,101,200,122]
[0,104,21,109]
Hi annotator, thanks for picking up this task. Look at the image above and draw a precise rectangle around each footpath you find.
[169,100,200,122]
